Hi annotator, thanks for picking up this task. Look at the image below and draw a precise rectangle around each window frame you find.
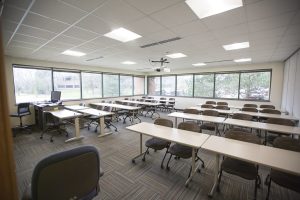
[81,71,103,100]
[193,72,215,99]
[134,75,145,95]
[119,74,134,96]
[176,73,194,97]
[161,75,176,96]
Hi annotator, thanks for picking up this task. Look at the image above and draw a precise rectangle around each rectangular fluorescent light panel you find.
[62,50,86,57]
[166,53,187,58]
[192,62,206,66]
[223,42,249,50]
[163,68,171,72]
[104,28,142,42]
[234,58,252,62]
[122,61,136,65]
[185,0,243,19]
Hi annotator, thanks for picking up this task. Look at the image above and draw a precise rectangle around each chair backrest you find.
[18,103,31,115]
[202,110,219,116]
[205,101,216,105]
[225,129,261,144]
[101,100,106,103]
[201,104,214,109]
[266,118,295,126]
[217,102,228,106]
[178,122,200,132]
[141,96,146,99]
[115,101,122,105]
[154,118,173,128]
[260,105,275,109]
[124,98,129,100]
[140,99,145,102]
[31,146,100,200]
[103,106,112,112]
[232,113,253,121]
[183,109,200,115]
[241,107,258,112]
[273,137,300,152]
[260,109,281,114]
[243,104,257,108]
[215,105,230,110]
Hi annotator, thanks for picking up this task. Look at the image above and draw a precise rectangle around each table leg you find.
[65,117,84,143]
[132,133,145,163]
[98,116,113,138]
[175,117,178,127]
[208,154,220,197]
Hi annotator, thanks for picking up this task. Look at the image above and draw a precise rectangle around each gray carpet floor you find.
[13,112,300,200]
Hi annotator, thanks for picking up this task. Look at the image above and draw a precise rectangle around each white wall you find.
[146,62,284,110]
[4,56,144,126]
[281,49,300,118]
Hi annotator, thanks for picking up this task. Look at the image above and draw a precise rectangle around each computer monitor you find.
[50,91,61,103]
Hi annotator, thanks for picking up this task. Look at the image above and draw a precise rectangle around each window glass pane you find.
[13,67,52,103]
[53,71,81,100]
[120,75,133,96]
[103,74,119,97]
[194,74,214,97]
[82,72,102,99]
[215,73,239,98]
[239,71,271,100]
[176,75,193,96]
[161,76,175,96]
[148,77,160,95]
[134,77,145,95]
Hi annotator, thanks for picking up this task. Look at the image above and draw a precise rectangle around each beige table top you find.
[48,109,82,119]
[120,100,161,106]
[126,122,210,148]
[233,110,299,121]
[168,112,226,123]
[224,118,300,135]
[91,103,141,110]
[78,108,114,116]
[189,106,233,115]
[202,135,300,176]
[64,105,90,110]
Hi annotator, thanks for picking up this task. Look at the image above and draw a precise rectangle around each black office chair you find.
[10,103,31,136]
[22,146,103,200]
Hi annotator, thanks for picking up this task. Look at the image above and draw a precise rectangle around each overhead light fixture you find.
[234,58,252,62]
[62,50,86,57]
[104,27,142,42]
[185,0,243,19]
[166,53,187,58]
[122,61,136,65]
[192,62,206,66]
[163,68,171,72]
[223,42,249,50]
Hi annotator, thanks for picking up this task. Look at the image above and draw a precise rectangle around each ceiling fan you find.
[137,57,171,72]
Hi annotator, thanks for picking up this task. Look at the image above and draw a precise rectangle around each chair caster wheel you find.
[40,136,43,139]
[142,158,145,162]
[115,129,118,132]
[166,166,170,171]
[161,165,164,169]
[50,139,53,142]
[197,169,201,173]
[147,151,150,154]
[132,159,135,163]
[216,186,220,192]
[202,164,205,168]
[185,184,189,188]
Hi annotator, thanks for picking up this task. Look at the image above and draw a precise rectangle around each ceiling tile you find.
[63,26,99,41]
[22,12,69,33]
[52,35,85,45]
[17,25,58,40]
[291,10,300,24]
[147,29,178,42]
[60,0,106,12]
[125,0,182,15]
[93,0,145,25]
[44,41,76,51]
[150,2,198,28]
[124,17,166,36]
[246,0,300,21]
[31,0,86,24]
[169,20,208,37]
[2,5,26,22]
[6,0,33,9]
[2,31,13,46]
[2,20,18,32]
[12,33,48,45]
[10,40,41,49]
[76,15,113,35]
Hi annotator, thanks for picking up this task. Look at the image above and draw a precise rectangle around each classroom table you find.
[126,122,210,186]
[232,110,299,122]
[64,105,90,110]
[202,135,300,197]
[47,109,83,143]
[77,108,115,137]
[188,106,234,116]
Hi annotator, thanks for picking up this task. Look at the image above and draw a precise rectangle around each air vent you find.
[140,37,182,48]
[204,59,232,64]
[86,56,104,62]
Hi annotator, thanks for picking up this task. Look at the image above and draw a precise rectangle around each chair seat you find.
[145,138,170,150]
[271,169,300,193]
[222,157,257,180]
[88,116,100,120]
[169,144,192,159]
[200,123,215,131]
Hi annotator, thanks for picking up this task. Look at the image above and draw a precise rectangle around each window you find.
[239,71,271,100]
[161,76,176,96]
[148,77,161,95]
[177,75,193,96]
[103,74,119,97]
[194,74,214,98]
[53,71,81,100]
[134,76,145,95]
[82,72,102,99]
[215,73,239,98]
[13,67,52,103]
[120,75,133,96]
